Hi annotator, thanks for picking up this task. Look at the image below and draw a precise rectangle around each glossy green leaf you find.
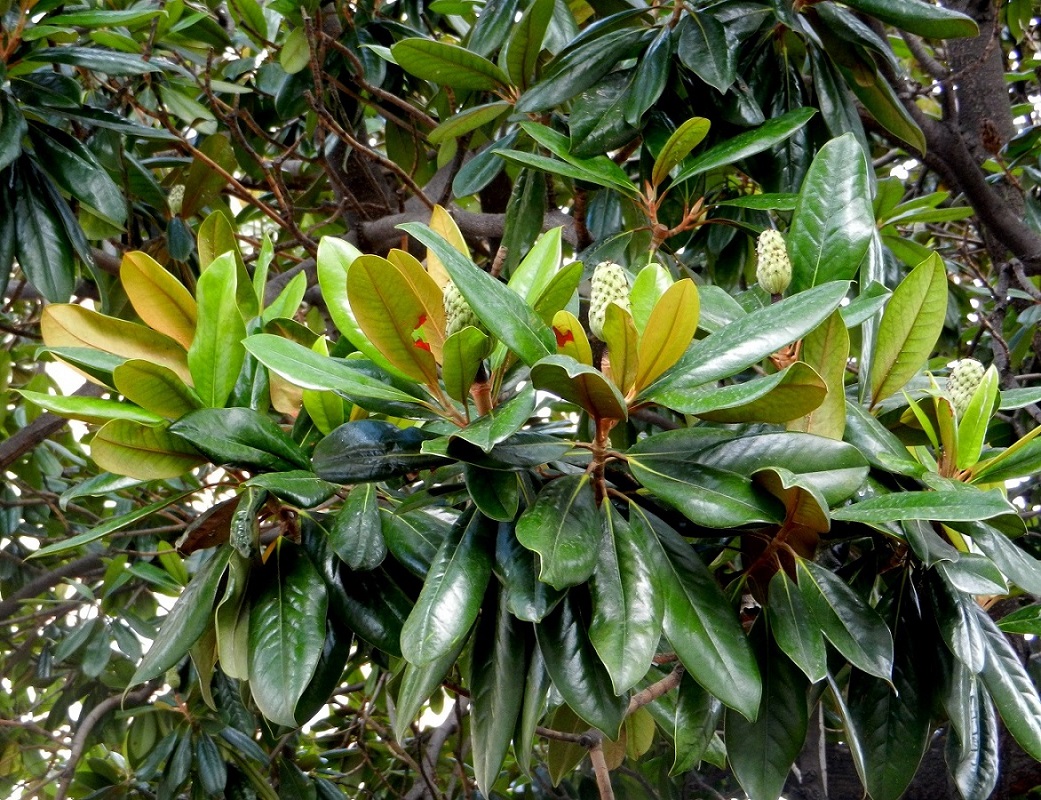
[383,509,449,578]
[643,281,848,399]
[495,524,565,622]
[927,571,986,673]
[246,471,336,509]
[0,94,26,173]
[244,334,422,406]
[676,11,736,93]
[832,489,1014,524]
[788,133,873,293]
[629,263,672,333]
[28,46,163,75]
[400,508,494,665]
[841,0,977,38]
[535,592,628,738]
[977,606,1041,760]
[330,484,386,570]
[393,635,468,742]
[465,464,519,521]
[624,26,673,125]
[659,363,827,423]
[957,366,1000,470]
[392,38,509,89]
[847,634,933,800]
[768,569,827,683]
[453,387,535,452]
[470,586,528,794]
[796,559,893,681]
[248,542,328,727]
[131,547,231,685]
[91,420,205,480]
[312,420,446,483]
[869,253,948,408]
[971,426,1041,484]
[18,389,163,425]
[671,108,815,188]
[589,505,664,693]
[332,565,412,656]
[957,520,1041,595]
[845,401,925,476]
[516,474,602,589]
[215,552,251,680]
[530,354,628,420]
[15,165,75,302]
[429,101,511,145]
[29,126,125,226]
[518,122,635,191]
[646,510,761,721]
[170,407,309,472]
[442,328,491,404]
[188,252,246,408]
[399,223,556,365]
[630,451,781,528]
[725,638,808,800]
[945,666,1000,800]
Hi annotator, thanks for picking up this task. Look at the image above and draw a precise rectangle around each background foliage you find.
[5,1,1041,799]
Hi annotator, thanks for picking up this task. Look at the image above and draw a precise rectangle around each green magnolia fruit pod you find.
[444,280,486,338]
[947,358,986,417]
[756,229,792,295]
[588,261,631,340]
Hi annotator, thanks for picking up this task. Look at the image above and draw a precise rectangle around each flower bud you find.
[167,184,185,216]
[756,229,792,296]
[947,358,986,417]
[443,280,482,338]
[588,261,630,341]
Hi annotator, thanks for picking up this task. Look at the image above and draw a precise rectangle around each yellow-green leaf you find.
[869,254,948,408]
[551,310,593,365]
[531,354,627,421]
[18,389,164,425]
[603,303,639,396]
[652,117,711,188]
[788,310,848,439]
[691,363,827,423]
[387,248,447,361]
[635,279,699,392]
[302,338,347,435]
[426,205,469,290]
[90,419,206,479]
[41,304,192,385]
[114,359,203,419]
[188,252,247,408]
[120,251,198,350]
[348,254,440,386]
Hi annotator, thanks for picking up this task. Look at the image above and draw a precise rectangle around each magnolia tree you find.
[4,1,1041,800]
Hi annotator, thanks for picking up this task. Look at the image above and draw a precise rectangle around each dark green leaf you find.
[400,508,494,665]
[382,509,450,577]
[927,571,986,673]
[452,387,536,452]
[495,523,566,622]
[245,471,336,509]
[957,520,1041,595]
[676,11,737,93]
[131,547,231,685]
[624,27,672,125]
[768,569,827,683]
[312,420,446,483]
[330,484,386,570]
[28,47,165,76]
[589,505,664,693]
[725,637,808,800]
[195,735,227,795]
[470,586,529,794]
[796,559,894,681]
[500,0,554,88]
[841,0,977,38]
[170,408,309,472]
[516,474,603,589]
[15,162,75,302]
[334,566,413,656]
[530,354,628,421]
[393,635,468,742]
[29,126,125,225]
[248,542,328,727]
[945,667,999,800]
[515,28,647,112]
[535,593,628,738]
[0,93,27,173]
[646,510,761,721]
[465,464,520,521]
